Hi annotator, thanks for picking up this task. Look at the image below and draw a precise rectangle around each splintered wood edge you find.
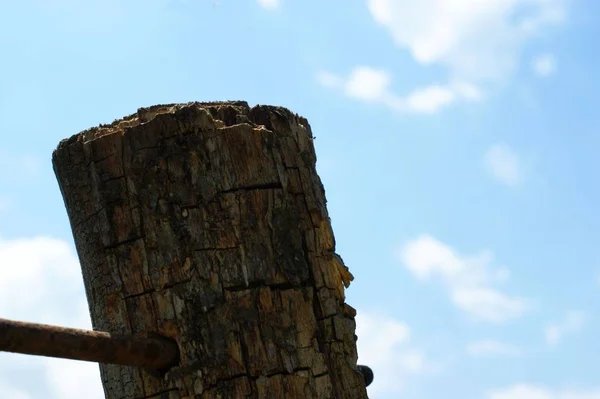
[54,101,312,149]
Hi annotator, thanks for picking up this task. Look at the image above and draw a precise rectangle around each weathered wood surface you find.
[52,101,367,398]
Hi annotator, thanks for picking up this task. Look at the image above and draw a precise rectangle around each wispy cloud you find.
[319,0,566,113]
[316,67,481,114]
[366,0,565,83]
[532,53,558,77]
[484,143,522,187]
[467,340,522,357]
[544,310,587,346]
[0,236,103,398]
[396,235,530,323]
[355,311,435,397]
[256,0,280,11]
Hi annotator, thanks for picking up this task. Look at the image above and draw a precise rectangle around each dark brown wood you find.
[52,101,368,398]
[0,317,179,371]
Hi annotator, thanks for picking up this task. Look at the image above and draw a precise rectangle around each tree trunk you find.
[52,101,367,398]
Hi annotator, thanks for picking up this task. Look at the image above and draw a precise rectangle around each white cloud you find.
[544,310,587,346]
[452,287,528,323]
[0,236,104,398]
[45,358,104,399]
[256,0,280,11]
[315,71,343,89]
[366,0,565,82]
[344,67,392,101]
[355,311,434,396]
[486,384,600,399]
[396,235,530,323]
[467,340,522,357]
[0,236,84,322]
[484,143,522,187]
[319,0,566,113]
[532,53,557,77]
[402,85,455,113]
[316,66,481,114]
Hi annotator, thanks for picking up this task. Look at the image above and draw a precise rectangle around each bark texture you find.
[52,101,367,399]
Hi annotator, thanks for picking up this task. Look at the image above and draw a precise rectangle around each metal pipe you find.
[0,317,179,371]
[1,317,374,386]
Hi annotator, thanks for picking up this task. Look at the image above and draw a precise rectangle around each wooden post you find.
[52,101,368,398]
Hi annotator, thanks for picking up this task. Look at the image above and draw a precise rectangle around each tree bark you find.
[52,101,367,398]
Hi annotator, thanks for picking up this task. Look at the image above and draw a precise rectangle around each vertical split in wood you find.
[52,101,367,398]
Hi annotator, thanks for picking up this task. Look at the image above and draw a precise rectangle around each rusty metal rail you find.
[0,317,374,387]
[0,317,180,371]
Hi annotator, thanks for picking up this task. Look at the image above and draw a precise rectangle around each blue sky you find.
[1,0,599,398]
